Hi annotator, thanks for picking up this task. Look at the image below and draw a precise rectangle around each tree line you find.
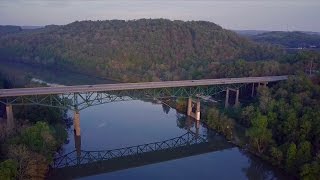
[0,73,69,179]
[0,19,284,82]
[241,75,320,179]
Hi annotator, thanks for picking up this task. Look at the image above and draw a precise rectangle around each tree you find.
[0,159,17,180]
[219,115,234,140]
[207,108,220,129]
[176,97,187,112]
[269,146,283,166]
[300,161,320,180]
[245,112,272,154]
[206,107,234,140]
[17,122,57,159]
[282,109,298,142]
[257,86,272,114]
[8,145,30,180]
[241,74,320,176]
[8,145,48,180]
[299,120,312,142]
[286,143,297,171]
[240,105,255,127]
[296,141,312,166]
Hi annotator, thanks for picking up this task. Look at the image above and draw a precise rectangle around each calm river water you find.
[0,62,289,180]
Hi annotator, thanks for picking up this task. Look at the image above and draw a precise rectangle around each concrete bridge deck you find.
[0,76,288,97]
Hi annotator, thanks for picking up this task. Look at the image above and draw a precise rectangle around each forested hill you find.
[0,19,283,82]
[250,31,320,48]
[0,25,22,36]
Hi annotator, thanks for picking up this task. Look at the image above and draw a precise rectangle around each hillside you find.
[0,25,22,36]
[0,19,284,82]
[233,30,269,36]
[250,31,320,48]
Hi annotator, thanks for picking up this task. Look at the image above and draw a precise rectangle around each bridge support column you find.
[195,99,200,121]
[74,111,81,136]
[235,89,240,107]
[258,82,268,88]
[187,98,200,121]
[225,88,230,108]
[225,88,240,108]
[251,83,255,97]
[6,105,14,131]
[187,98,192,116]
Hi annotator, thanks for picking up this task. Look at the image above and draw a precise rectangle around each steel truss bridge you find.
[50,131,233,179]
[0,76,288,110]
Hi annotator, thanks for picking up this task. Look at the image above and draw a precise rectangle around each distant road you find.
[0,76,288,97]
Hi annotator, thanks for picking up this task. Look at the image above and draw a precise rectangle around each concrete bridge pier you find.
[225,88,240,108]
[235,89,240,107]
[252,82,267,97]
[225,88,230,108]
[187,98,201,121]
[187,98,192,116]
[6,105,14,131]
[258,82,268,88]
[74,111,81,136]
[73,110,81,162]
[251,83,255,97]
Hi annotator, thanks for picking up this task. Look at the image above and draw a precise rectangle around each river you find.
[0,62,289,180]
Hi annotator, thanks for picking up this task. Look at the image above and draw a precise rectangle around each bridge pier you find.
[235,89,239,107]
[225,88,240,108]
[74,111,81,136]
[187,97,200,121]
[258,82,268,88]
[225,88,230,108]
[187,98,192,116]
[252,82,267,97]
[6,105,14,131]
[251,83,255,97]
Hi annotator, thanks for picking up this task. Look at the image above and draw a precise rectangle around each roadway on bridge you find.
[0,76,288,97]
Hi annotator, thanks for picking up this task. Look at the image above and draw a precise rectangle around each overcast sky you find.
[0,0,319,31]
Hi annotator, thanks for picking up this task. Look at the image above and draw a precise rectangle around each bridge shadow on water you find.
[49,121,234,179]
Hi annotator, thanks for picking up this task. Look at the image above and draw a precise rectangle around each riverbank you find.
[169,76,320,180]
[0,73,69,179]
[0,60,118,86]
[163,97,294,179]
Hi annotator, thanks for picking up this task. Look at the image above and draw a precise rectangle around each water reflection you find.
[242,151,290,180]
[51,129,232,179]
[162,103,171,114]
[74,133,81,160]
